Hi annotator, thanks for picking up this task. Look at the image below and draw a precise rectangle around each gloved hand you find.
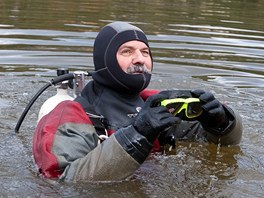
[191,90,228,129]
[133,94,180,144]
[159,89,192,99]
[158,125,177,149]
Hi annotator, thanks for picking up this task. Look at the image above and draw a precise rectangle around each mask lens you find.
[187,102,203,117]
[166,102,184,115]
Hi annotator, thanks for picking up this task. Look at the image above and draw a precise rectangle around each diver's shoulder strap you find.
[74,96,108,137]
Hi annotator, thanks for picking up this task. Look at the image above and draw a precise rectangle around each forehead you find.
[118,40,149,49]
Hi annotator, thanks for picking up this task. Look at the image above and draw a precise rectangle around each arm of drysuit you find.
[61,125,151,182]
[58,106,150,182]
[157,89,243,146]
[191,89,243,146]
[33,100,142,182]
[61,94,178,182]
[203,105,242,145]
[159,105,242,147]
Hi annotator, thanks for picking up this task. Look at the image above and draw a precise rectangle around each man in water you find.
[33,21,242,182]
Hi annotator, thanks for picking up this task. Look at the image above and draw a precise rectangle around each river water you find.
[0,0,264,197]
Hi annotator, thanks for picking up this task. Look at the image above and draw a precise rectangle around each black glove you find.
[159,89,192,99]
[133,94,180,144]
[191,90,228,129]
[158,125,177,149]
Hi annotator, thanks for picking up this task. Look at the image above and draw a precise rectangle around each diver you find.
[32,21,242,182]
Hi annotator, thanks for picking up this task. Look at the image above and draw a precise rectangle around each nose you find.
[132,50,145,65]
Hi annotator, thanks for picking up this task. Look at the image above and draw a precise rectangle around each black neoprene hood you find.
[92,21,152,94]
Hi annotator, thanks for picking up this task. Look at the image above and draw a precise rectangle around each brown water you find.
[0,0,264,197]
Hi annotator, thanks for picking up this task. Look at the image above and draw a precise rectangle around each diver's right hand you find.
[133,94,180,144]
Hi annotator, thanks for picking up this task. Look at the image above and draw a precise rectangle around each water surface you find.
[0,0,264,197]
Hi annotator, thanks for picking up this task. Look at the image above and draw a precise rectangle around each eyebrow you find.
[119,45,150,51]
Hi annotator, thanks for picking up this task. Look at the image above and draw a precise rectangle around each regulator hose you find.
[15,73,75,133]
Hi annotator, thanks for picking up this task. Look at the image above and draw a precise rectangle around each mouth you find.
[132,71,144,74]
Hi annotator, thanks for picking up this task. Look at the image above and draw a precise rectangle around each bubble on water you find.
[195,159,202,164]
[210,175,218,181]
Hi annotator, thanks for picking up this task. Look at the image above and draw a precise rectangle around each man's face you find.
[116,40,152,74]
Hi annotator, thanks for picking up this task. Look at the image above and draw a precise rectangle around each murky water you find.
[0,0,264,197]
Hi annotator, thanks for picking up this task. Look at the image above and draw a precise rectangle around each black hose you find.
[15,73,75,133]
[51,73,74,85]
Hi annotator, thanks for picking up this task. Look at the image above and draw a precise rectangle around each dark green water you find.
[0,0,263,197]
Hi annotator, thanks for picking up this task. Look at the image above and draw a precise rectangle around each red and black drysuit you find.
[33,81,242,182]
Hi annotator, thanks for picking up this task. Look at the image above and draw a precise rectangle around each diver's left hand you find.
[191,90,228,129]
[159,89,192,99]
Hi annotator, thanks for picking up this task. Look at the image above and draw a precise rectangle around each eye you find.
[120,49,132,56]
[141,50,150,57]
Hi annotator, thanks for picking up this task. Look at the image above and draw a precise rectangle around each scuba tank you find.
[37,68,74,122]
[15,68,92,133]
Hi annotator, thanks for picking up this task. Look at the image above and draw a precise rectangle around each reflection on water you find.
[0,0,264,197]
